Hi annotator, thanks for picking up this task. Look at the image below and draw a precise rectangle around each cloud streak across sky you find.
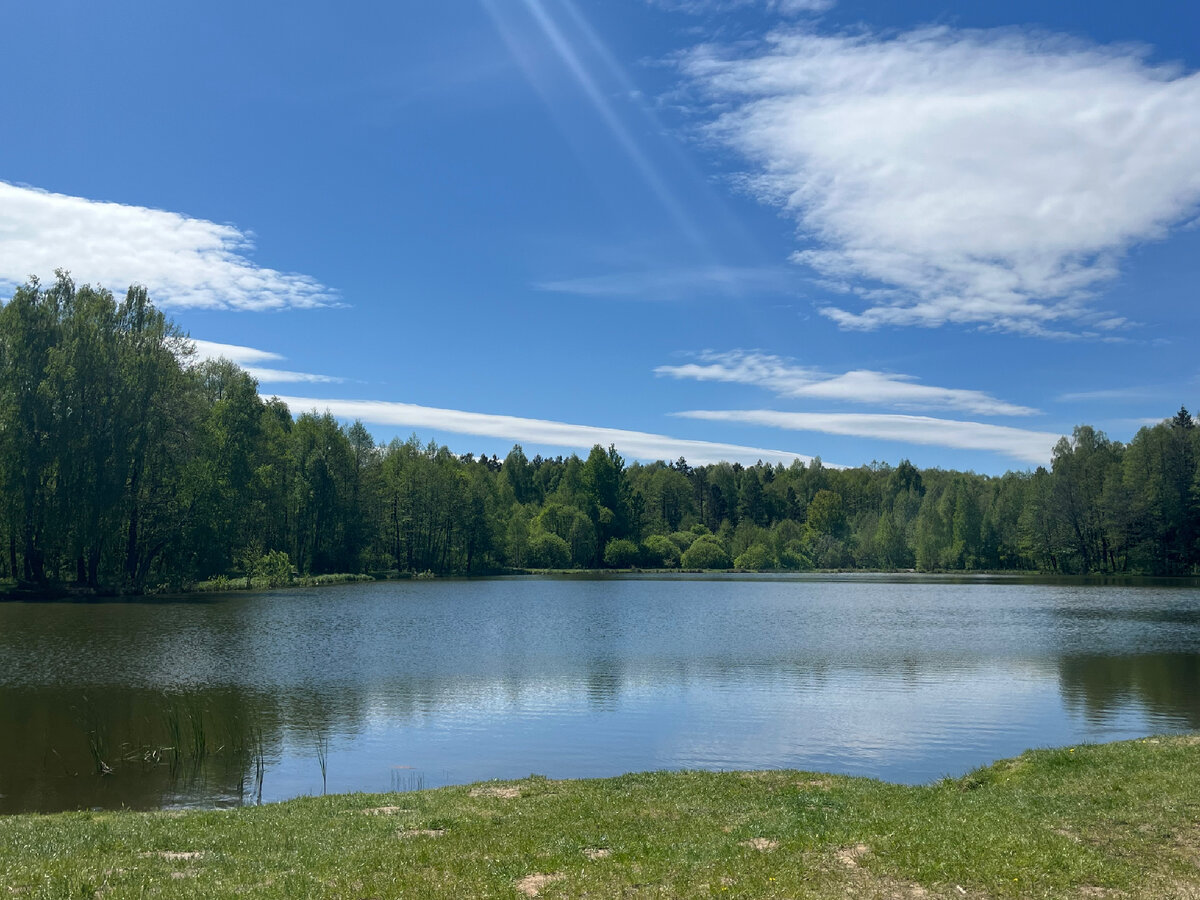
[273,395,824,467]
[656,350,1038,415]
[0,182,338,311]
[675,409,1063,464]
[190,340,344,384]
[683,28,1200,334]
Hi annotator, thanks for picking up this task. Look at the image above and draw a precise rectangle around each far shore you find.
[3,566,1199,602]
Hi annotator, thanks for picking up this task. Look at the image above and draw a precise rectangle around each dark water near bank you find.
[2,574,1199,813]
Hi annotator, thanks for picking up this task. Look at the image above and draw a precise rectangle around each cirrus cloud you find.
[0,181,338,311]
[656,350,1038,415]
[682,28,1200,334]
[190,340,344,384]
[273,395,828,467]
[674,408,1063,464]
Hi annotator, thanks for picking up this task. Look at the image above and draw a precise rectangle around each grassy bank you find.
[3,737,1199,898]
[188,572,377,594]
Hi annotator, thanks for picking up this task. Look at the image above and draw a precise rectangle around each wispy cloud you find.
[682,28,1200,334]
[1056,386,1159,402]
[190,340,343,384]
[657,350,1037,415]
[537,265,796,300]
[652,0,834,14]
[0,181,338,311]
[674,409,1063,464]
[274,395,826,466]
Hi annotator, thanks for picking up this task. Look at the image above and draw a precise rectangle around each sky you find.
[1,0,1198,474]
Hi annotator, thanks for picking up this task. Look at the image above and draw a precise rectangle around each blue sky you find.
[2,0,1198,473]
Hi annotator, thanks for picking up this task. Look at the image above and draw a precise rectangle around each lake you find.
[2,573,1198,813]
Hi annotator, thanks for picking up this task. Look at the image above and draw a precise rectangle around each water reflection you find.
[1059,654,1200,729]
[0,687,274,812]
[1,575,1198,812]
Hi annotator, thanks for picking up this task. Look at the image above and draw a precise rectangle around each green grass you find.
[3,737,1199,898]
[188,572,376,593]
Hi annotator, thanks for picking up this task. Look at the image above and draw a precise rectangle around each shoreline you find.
[4,566,1199,602]
[3,736,1199,897]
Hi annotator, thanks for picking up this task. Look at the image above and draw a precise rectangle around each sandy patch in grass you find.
[362,806,411,816]
[740,838,779,852]
[836,843,871,867]
[469,785,521,799]
[801,777,835,789]
[398,828,445,838]
[514,872,564,897]
[582,848,611,860]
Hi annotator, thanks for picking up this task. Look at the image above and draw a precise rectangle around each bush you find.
[641,534,680,568]
[239,547,294,588]
[255,549,294,587]
[734,544,774,571]
[680,535,732,570]
[669,530,698,553]
[604,538,640,568]
[527,532,571,569]
[777,540,812,570]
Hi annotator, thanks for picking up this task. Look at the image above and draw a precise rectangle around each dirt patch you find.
[470,785,522,799]
[398,828,446,838]
[514,872,564,897]
[800,777,835,789]
[740,838,779,852]
[836,843,871,868]
[362,806,408,816]
[140,851,204,861]
[582,848,611,860]
[169,872,198,880]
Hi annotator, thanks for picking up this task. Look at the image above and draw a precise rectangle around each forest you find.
[2,274,1198,593]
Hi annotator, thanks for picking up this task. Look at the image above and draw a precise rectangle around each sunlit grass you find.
[189,572,375,593]
[2,736,1198,898]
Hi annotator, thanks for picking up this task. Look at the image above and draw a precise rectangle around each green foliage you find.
[526,532,571,569]
[641,534,680,568]
[240,548,293,588]
[603,538,640,568]
[776,540,812,570]
[3,275,1200,587]
[680,535,732,570]
[734,543,774,570]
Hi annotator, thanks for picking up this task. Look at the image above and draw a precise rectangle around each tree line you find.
[2,274,1198,593]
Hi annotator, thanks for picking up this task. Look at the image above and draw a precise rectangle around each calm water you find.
[2,574,1199,813]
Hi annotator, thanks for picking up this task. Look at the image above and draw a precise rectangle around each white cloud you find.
[273,395,828,466]
[656,350,1037,415]
[0,182,338,311]
[674,409,1062,464]
[190,339,343,384]
[683,28,1200,334]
